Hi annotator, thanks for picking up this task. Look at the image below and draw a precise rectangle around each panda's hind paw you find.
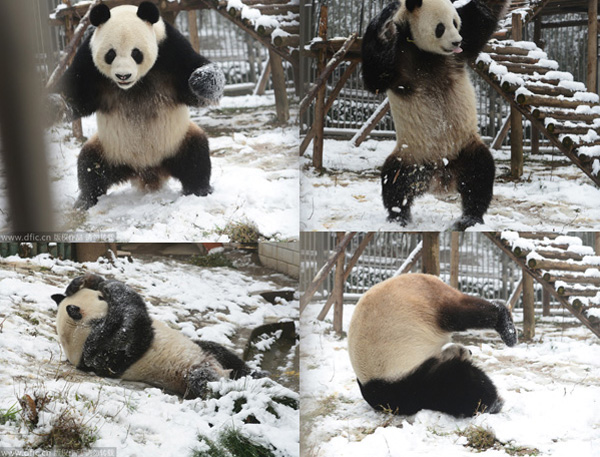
[450,215,484,231]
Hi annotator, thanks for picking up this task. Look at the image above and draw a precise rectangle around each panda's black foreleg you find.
[448,141,495,231]
[359,356,502,417]
[163,126,212,197]
[76,139,134,209]
[194,340,265,380]
[381,155,434,225]
[437,296,517,346]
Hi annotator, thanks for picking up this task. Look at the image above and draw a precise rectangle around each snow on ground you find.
[301,302,600,457]
[0,95,299,241]
[0,252,299,456]
[300,138,600,231]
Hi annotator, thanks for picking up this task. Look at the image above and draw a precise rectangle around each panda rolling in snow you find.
[348,274,517,417]
[52,274,259,399]
[51,2,224,209]
[362,0,510,229]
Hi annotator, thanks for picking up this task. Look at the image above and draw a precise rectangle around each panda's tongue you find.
[453,46,463,54]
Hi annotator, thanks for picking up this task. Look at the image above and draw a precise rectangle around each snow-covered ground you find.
[0,252,299,456]
[300,138,600,231]
[301,302,600,457]
[0,94,299,241]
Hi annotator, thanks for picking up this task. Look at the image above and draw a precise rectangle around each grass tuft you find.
[35,408,98,451]
[461,425,497,451]
[219,221,261,244]
[192,428,276,457]
[0,403,21,425]
[190,251,234,268]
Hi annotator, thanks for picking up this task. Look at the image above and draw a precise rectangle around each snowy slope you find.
[301,303,600,457]
[300,138,600,231]
[0,253,299,456]
[0,95,299,241]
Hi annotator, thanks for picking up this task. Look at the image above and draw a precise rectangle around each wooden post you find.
[64,15,83,140]
[511,13,524,178]
[542,287,551,317]
[595,232,600,255]
[450,232,460,289]
[333,232,345,334]
[313,4,328,170]
[187,10,200,53]
[422,233,440,276]
[531,17,542,155]
[588,0,598,93]
[75,243,117,263]
[253,57,271,96]
[269,49,289,123]
[522,270,535,340]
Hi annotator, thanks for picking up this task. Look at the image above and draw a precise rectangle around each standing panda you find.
[362,0,510,229]
[50,2,225,209]
[52,274,261,399]
[348,274,517,417]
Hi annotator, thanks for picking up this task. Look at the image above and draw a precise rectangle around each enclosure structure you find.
[300,232,600,339]
[299,0,600,186]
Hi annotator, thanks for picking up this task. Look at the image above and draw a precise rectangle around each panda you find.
[361,0,510,230]
[50,2,225,209]
[347,273,517,417]
[51,274,260,399]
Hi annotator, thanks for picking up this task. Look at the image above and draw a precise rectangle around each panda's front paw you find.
[189,63,225,106]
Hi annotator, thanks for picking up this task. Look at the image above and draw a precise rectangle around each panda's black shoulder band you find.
[90,4,110,27]
[137,1,160,24]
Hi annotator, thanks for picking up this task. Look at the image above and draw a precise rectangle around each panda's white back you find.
[348,274,453,383]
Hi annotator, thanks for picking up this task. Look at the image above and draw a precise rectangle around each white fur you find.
[387,71,479,164]
[90,5,166,90]
[122,320,231,394]
[55,289,108,366]
[395,0,462,55]
[348,274,457,383]
[96,107,192,168]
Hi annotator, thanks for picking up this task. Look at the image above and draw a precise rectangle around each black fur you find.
[90,4,110,27]
[358,356,502,417]
[53,13,218,208]
[437,296,517,347]
[136,1,160,24]
[195,341,253,379]
[362,1,507,228]
[185,365,222,399]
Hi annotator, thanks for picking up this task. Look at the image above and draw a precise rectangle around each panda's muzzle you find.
[66,305,83,321]
[115,73,133,85]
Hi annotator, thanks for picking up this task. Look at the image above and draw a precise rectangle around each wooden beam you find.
[522,268,535,340]
[253,57,271,96]
[333,232,345,334]
[507,277,524,312]
[350,99,390,147]
[511,13,524,178]
[269,49,289,123]
[491,114,511,150]
[299,232,356,313]
[317,232,374,321]
[188,10,200,53]
[422,233,440,276]
[588,0,598,93]
[312,4,328,170]
[450,232,460,289]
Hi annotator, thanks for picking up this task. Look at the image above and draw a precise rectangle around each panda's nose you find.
[452,41,462,47]
[116,73,132,81]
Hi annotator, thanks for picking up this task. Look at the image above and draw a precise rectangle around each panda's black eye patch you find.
[105,49,116,65]
[435,23,445,38]
[453,19,458,29]
[131,48,144,64]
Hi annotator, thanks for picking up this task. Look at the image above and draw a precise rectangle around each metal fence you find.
[34,0,293,91]
[300,232,596,309]
[301,1,591,148]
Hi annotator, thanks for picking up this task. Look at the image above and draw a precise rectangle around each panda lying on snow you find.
[348,274,517,417]
[50,2,224,209]
[362,0,510,230]
[52,274,263,399]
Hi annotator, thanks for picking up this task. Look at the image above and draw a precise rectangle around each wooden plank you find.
[269,49,289,123]
[333,232,345,334]
[450,232,460,289]
[422,233,440,276]
[188,10,200,53]
[510,13,524,179]
[522,269,535,340]
[507,277,524,312]
[588,0,599,93]
[253,57,271,96]
[312,4,328,170]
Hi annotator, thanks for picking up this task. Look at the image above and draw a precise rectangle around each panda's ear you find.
[137,2,160,24]
[51,294,65,306]
[405,0,423,12]
[90,4,111,27]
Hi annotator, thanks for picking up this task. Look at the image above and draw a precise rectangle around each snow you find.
[0,95,299,241]
[0,253,299,456]
[300,138,600,231]
[301,303,600,457]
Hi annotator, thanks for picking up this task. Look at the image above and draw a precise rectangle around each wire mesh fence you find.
[300,232,596,309]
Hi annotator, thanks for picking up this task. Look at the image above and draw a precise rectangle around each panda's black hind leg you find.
[163,124,212,197]
[359,356,502,417]
[448,140,495,231]
[381,155,434,225]
[195,340,266,380]
[76,138,134,209]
